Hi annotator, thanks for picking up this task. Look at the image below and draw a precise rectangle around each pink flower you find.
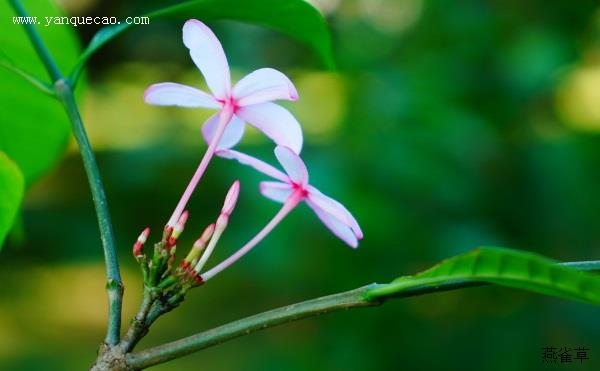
[219,146,363,248]
[144,19,302,227]
[198,146,362,282]
[144,19,302,153]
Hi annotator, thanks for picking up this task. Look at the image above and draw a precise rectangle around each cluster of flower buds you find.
[131,181,240,306]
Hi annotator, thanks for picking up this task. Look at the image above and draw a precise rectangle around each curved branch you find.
[127,259,600,369]
[126,285,378,369]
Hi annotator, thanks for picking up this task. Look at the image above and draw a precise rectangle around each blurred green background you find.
[2,0,600,370]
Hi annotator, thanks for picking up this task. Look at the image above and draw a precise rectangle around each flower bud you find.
[215,213,229,230]
[199,223,216,245]
[184,224,215,265]
[221,180,240,217]
[162,225,174,242]
[168,210,189,247]
[193,226,225,274]
[133,227,150,258]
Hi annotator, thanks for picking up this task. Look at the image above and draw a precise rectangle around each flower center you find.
[218,96,238,113]
[291,182,308,198]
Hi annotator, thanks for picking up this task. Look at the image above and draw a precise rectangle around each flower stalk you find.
[167,103,234,227]
[200,190,302,282]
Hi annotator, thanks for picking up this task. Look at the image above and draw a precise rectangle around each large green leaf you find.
[70,0,333,82]
[0,0,81,184]
[366,247,600,305]
[0,152,24,250]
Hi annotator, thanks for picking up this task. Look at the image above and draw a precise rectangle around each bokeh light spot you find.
[556,63,600,131]
[289,72,347,142]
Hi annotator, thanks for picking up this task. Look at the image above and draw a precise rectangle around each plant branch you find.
[126,285,377,369]
[8,0,62,82]
[120,289,155,352]
[127,259,600,369]
[10,0,124,346]
[54,80,123,345]
[0,54,54,95]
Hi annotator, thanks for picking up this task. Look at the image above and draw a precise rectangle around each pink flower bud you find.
[133,242,143,257]
[221,180,240,217]
[195,223,215,248]
[215,213,228,230]
[184,224,215,264]
[162,225,174,241]
[168,211,189,246]
[172,210,189,238]
[133,227,150,258]
[138,227,150,244]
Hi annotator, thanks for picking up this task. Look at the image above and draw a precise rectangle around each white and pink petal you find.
[232,68,298,106]
[259,181,293,203]
[144,82,221,108]
[182,19,231,100]
[274,146,309,186]
[236,102,303,154]
[216,149,289,183]
[202,113,245,150]
[306,186,363,239]
[306,200,359,248]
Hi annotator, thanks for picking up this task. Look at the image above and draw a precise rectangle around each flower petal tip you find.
[353,233,363,247]
[289,85,299,101]
[143,84,159,102]
[182,18,231,100]
[183,18,206,30]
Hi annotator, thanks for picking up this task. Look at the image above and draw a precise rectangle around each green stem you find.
[10,0,123,346]
[120,289,155,352]
[0,57,54,95]
[127,260,600,369]
[8,0,62,82]
[126,286,377,369]
[54,80,123,345]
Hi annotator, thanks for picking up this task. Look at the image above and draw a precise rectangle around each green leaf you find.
[70,0,333,83]
[0,0,82,184]
[365,247,600,306]
[0,152,25,250]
